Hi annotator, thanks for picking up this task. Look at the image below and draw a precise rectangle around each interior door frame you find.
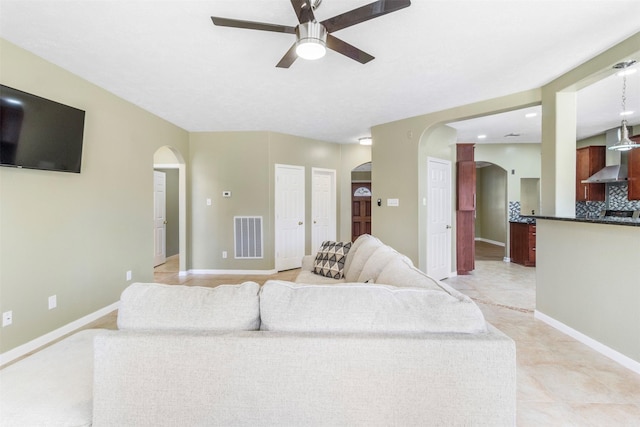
[274,164,306,271]
[426,157,452,280]
[311,167,337,252]
[153,170,167,267]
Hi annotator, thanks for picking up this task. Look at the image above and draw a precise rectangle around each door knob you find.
[313,221,317,224]
[298,221,303,225]
[446,225,452,229]
[164,220,168,225]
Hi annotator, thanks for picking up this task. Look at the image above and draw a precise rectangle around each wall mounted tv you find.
[0,84,85,173]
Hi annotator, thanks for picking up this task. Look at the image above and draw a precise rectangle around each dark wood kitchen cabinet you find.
[510,222,536,267]
[576,146,606,202]
[628,135,640,200]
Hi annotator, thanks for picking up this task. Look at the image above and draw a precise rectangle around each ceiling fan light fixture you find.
[295,21,327,60]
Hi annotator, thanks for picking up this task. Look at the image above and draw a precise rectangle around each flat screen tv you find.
[0,84,85,173]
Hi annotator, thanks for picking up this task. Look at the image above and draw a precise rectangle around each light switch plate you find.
[2,311,12,327]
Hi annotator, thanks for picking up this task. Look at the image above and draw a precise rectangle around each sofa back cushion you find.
[342,233,371,275]
[344,236,384,282]
[259,280,487,334]
[118,282,261,331]
[357,245,400,283]
[376,256,443,291]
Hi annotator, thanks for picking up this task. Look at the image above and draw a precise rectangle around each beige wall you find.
[0,39,190,353]
[536,220,640,364]
[475,143,541,202]
[188,131,370,271]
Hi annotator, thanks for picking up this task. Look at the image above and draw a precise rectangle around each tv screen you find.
[0,84,85,173]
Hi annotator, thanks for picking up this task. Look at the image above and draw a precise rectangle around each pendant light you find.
[608,60,638,151]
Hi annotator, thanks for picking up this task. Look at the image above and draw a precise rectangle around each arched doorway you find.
[474,161,508,261]
[153,146,187,274]
[351,162,371,242]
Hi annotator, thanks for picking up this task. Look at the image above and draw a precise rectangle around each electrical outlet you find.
[126,270,132,281]
[2,311,12,327]
[222,251,228,259]
[48,295,57,310]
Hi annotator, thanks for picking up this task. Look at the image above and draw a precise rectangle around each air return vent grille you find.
[234,216,263,259]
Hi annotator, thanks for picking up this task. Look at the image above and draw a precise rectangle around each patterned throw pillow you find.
[313,241,352,279]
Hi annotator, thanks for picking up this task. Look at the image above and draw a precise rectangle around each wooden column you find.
[456,144,475,275]
[628,135,640,201]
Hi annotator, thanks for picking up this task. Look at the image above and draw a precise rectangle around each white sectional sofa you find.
[0,234,516,426]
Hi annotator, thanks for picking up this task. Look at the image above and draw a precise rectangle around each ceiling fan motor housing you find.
[295,21,327,60]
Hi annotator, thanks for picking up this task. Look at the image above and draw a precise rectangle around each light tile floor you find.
[444,259,640,426]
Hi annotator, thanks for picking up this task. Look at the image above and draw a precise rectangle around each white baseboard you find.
[535,310,640,375]
[503,257,511,262]
[188,269,278,276]
[0,301,119,367]
[474,237,505,247]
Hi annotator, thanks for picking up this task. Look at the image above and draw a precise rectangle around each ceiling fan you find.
[211,0,411,68]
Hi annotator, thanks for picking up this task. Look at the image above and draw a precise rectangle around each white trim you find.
[535,310,640,375]
[475,237,505,247]
[503,257,511,262]
[153,163,180,169]
[448,271,458,278]
[188,269,278,276]
[178,270,189,277]
[0,301,119,367]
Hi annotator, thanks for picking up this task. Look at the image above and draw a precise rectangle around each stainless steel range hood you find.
[581,160,627,184]
[582,128,630,184]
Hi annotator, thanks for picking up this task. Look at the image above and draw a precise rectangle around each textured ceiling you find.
[0,0,639,144]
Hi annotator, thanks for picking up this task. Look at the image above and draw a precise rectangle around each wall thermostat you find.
[222,191,232,198]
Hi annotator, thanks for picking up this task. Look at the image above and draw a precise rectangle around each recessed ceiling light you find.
[359,137,372,145]
[525,112,537,118]
[477,134,487,139]
[620,111,635,116]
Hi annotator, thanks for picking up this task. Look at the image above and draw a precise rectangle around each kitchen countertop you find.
[509,218,536,224]
[533,215,640,227]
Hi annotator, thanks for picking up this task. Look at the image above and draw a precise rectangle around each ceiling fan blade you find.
[326,34,374,64]
[321,0,411,33]
[290,0,316,24]
[276,43,299,68]
[211,17,296,34]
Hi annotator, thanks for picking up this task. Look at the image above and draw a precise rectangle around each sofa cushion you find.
[377,256,443,291]
[357,245,399,283]
[342,233,372,275]
[259,280,487,334]
[117,282,261,331]
[344,236,384,282]
[313,240,352,279]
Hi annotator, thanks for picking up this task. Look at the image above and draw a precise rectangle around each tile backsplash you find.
[576,182,640,218]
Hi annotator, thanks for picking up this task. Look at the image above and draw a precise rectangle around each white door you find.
[311,168,336,252]
[153,170,167,267]
[426,158,452,280]
[275,164,305,271]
